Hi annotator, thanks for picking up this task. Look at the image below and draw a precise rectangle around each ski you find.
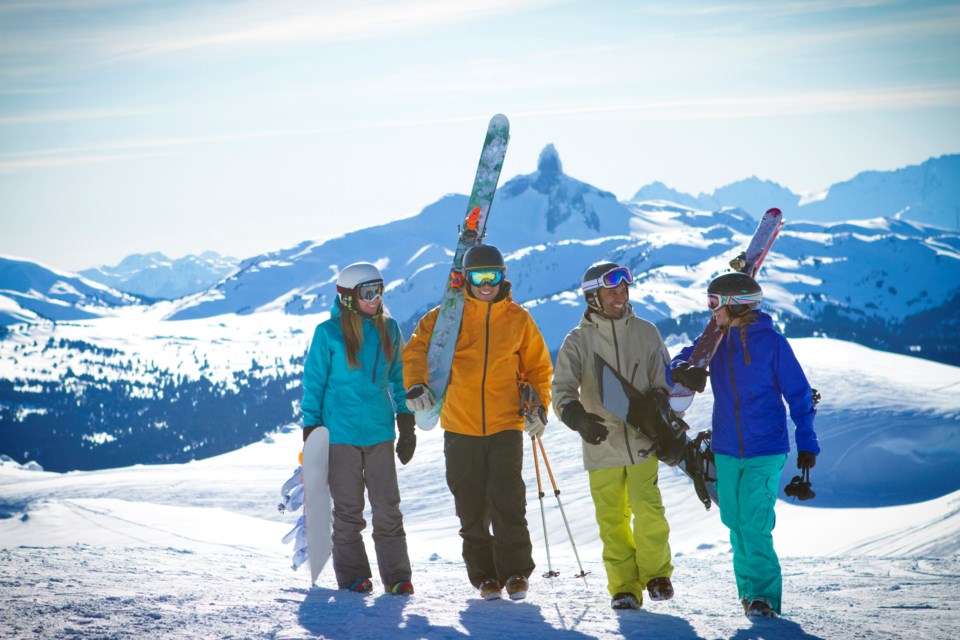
[669,207,785,412]
[415,114,510,430]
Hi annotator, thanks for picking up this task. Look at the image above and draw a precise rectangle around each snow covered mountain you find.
[1,146,958,478]
[0,255,140,326]
[166,146,960,366]
[632,154,960,227]
[80,251,239,300]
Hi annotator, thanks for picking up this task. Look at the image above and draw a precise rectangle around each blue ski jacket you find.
[671,311,819,459]
[301,303,411,446]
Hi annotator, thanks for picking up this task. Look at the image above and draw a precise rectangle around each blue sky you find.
[1,0,958,271]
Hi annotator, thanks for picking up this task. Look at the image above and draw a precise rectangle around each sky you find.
[1,0,959,272]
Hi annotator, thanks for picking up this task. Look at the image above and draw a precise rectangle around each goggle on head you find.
[707,291,762,311]
[582,266,633,292]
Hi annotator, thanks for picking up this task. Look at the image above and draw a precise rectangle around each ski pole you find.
[536,436,590,584]
[531,435,559,578]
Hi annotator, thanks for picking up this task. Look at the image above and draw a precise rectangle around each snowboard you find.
[415,114,510,430]
[668,207,785,412]
[596,355,719,509]
[302,426,332,584]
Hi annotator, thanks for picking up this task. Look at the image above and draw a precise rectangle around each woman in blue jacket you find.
[670,273,819,619]
[301,262,416,596]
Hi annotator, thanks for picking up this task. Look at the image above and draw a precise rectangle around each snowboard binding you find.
[784,467,816,501]
[625,387,689,467]
[683,430,717,509]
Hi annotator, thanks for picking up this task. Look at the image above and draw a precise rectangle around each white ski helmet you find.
[336,262,384,315]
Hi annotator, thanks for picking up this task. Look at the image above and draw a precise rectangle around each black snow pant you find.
[443,429,535,588]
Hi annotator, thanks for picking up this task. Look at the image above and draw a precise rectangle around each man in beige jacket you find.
[551,261,675,611]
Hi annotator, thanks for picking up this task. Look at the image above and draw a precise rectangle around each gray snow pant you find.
[328,440,411,590]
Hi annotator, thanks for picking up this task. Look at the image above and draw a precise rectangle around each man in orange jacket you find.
[402,244,553,602]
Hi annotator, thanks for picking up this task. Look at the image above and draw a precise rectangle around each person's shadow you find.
[459,598,596,639]
[296,586,468,639]
[615,607,705,639]
[728,617,826,640]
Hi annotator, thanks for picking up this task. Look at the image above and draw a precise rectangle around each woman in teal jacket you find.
[671,273,819,620]
[301,262,416,596]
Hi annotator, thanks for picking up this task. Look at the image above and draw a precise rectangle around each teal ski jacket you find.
[301,303,411,446]
[671,311,819,459]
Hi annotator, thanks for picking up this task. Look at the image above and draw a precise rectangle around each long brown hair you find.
[737,310,759,365]
[339,302,396,369]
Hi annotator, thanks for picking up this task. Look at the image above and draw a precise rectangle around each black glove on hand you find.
[303,425,321,442]
[395,413,417,465]
[672,362,708,393]
[797,450,817,471]
[560,401,609,446]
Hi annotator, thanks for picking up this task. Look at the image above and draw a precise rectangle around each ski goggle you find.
[356,281,384,302]
[582,266,633,292]
[707,291,762,310]
[468,269,504,287]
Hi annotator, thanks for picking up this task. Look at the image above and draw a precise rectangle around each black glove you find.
[560,401,609,445]
[672,362,708,393]
[797,451,817,471]
[303,425,322,442]
[395,413,416,465]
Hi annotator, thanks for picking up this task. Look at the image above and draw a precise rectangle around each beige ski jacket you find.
[552,304,671,471]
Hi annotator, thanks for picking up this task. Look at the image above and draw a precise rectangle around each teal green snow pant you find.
[588,455,673,603]
[714,452,787,614]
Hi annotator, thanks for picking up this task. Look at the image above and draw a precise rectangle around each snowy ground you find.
[3,418,959,640]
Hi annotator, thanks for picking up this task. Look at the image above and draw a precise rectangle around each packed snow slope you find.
[2,416,959,640]
[3,337,960,639]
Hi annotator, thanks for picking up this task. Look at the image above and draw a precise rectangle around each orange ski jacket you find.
[403,284,553,436]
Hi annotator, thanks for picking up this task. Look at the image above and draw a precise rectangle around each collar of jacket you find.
[464,279,513,305]
[580,302,636,330]
[331,299,378,326]
[723,310,775,342]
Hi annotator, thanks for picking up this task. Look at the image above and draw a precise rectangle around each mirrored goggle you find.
[357,281,384,302]
[583,266,633,291]
[468,269,504,287]
[707,291,762,310]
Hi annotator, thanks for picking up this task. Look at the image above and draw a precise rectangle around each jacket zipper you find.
[480,303,492,434]
[372,344,381,383]
[729,337,744,457]
[609,317,635,464]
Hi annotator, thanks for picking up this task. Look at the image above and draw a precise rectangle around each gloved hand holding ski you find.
[405,384,436,412]
[672,362,708,393]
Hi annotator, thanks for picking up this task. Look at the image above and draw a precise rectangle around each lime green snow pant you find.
[588,456,673,602]
[714,453,786,614]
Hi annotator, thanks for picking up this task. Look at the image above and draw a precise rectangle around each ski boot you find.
[611,592,641,610]
[746,598,778,619]
[347,578,373,594]
[505,575,528,601]
[646,577,674,601]
[479,579,502,601]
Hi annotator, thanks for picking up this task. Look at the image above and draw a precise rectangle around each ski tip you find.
[765,207,782,216]
[489,113,510,129]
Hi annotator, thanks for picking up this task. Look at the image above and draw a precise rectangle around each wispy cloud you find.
[0,107,158,125]
[3,85,956,173]
[102,0,557,59]
[512,86,960,121]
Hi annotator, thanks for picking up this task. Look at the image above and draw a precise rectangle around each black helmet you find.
[707,272,762,317]
[463,244,505,272]
[581,261,632,312]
